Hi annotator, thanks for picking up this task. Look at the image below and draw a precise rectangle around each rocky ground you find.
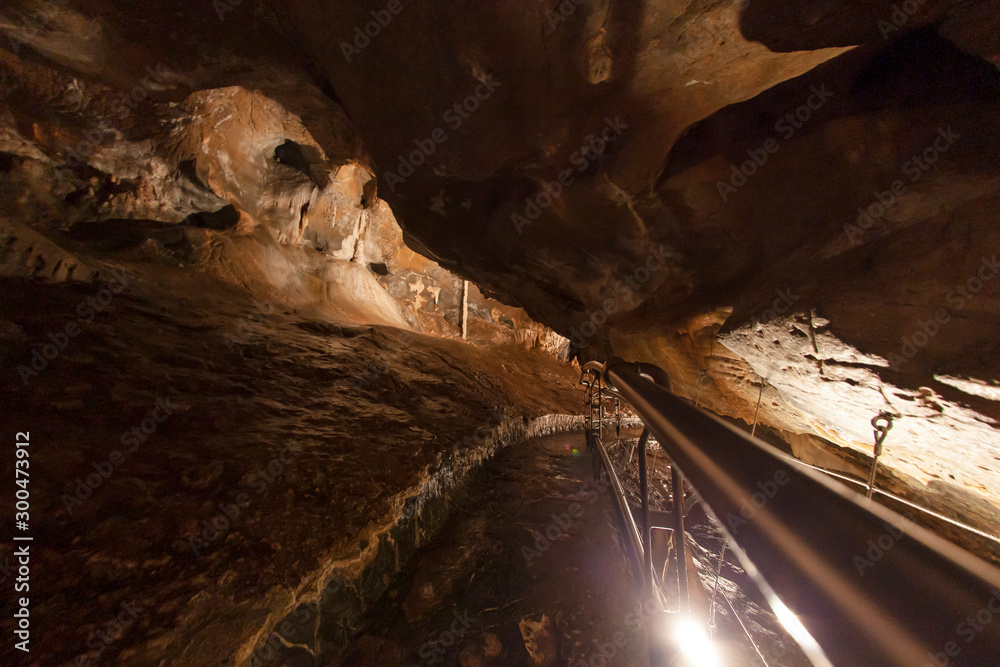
[342,431,648,667]
[338,426,815,667]
[1,1,999,664]
[0,262,582,666]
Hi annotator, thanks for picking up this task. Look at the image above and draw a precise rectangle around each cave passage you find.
[2,1,1000,666]
[341,431,648,667]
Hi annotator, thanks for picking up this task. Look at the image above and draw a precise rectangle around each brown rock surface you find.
[0,264,581,665]
[2,0,1000,661]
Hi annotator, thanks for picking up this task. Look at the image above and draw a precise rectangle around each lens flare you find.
[673,619,723,667]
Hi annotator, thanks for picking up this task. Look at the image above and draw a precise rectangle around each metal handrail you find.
[593,358,1000,666]
[784,454,1000,547]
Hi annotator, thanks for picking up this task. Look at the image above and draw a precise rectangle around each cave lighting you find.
[671,617,724,667]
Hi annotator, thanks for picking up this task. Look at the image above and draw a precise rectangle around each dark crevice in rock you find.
[67,218,172,249]
[177,157,211,192]
[849,25,1000,109]
[274,139,321,181]
[360,176,377,209]
[183,205,240,230]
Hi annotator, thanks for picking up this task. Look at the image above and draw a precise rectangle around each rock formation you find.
[2,0,1000,662]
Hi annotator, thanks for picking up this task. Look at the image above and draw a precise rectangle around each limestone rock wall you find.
[0,8,565,349]
[1,0,997,553]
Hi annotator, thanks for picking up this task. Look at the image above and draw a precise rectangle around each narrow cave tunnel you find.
[1,2,1000,666]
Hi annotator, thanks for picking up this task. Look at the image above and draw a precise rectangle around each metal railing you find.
[581,358,1000,666]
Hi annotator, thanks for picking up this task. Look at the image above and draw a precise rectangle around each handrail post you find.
[671,463,690,615]
[589,380,601,480]
[637,428,653,601]
[585,378,594,452]
[597,378,604,443]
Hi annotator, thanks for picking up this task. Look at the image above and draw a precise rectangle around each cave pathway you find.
[342,431,649,666]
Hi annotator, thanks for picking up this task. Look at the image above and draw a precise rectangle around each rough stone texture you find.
[2,0,1000,657]
[0,3,568,349]
[250,412,587,666]
[3,5,994,504]
[0,262,582,666]
[343,432,653,667]
[223,1,1000,529]
[265,2,1000,531]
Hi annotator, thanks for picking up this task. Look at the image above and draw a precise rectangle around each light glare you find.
[673,619,723,667]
